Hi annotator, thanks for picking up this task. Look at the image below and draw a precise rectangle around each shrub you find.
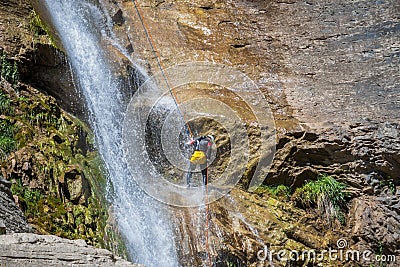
[292,175,348,224]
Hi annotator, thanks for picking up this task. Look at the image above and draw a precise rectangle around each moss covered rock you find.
[0,82,125,258]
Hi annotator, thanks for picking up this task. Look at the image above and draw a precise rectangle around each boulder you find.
[0,233,143,266]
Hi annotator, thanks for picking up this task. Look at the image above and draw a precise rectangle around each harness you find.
[190,137,211,164]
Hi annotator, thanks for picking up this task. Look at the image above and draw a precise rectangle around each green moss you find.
[0,86,128,254]
[28,9,58,49]
[11,178,43,218]
[254,184,291,200]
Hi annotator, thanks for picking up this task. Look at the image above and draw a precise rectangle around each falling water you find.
[41,1,179,266]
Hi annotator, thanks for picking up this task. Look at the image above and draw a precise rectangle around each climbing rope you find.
[132,0,193,138]
[132,1,212,265]
[205,172,212,267]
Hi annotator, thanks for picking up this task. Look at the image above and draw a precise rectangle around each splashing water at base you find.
[41,1,179,266]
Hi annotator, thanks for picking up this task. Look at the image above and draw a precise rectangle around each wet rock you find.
[0,0,32,56]
[0,0,86,119]
[2,0,398,266]
[0,233,143,266]
[20,44,86,119]
[112,9,125,26]
[109,0,400,265]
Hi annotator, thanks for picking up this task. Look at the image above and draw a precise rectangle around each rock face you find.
[3,0,397,266]
[0,0,127,258]
[97,0,400,181]
[348,188,400,258]
[95,0,399,266]
[0,233,142,267]
[0,176,31,234]
[267,121,400,189]
[0,0,85,118]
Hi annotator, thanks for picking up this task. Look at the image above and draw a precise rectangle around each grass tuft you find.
[292,174,348,225]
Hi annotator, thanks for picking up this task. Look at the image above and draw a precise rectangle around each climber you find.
[186,135,214,187]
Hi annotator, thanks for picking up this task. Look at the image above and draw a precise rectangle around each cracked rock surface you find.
[0,233,143,267]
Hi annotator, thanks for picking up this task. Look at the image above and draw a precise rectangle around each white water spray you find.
[41,1,179,266]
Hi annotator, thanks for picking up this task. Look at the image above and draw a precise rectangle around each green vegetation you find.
[255,184,291,200]
[20,96,60,128]
[0,85,127,254]
[0,119,17,159]
[254,175,349,225]
[378,176,396,195]
[292,175,348,225]
[29,9,48,37]
[225,261,238,267]
[0,92,13,115]
[0,52,19,87]
[28,9,57,48]
[374,242,388,267]
[384,176,396,194]
[10,175,106,243]
[11,178,43,218]
[388,179,396,194]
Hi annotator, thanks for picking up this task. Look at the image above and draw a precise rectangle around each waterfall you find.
[41,1,179,266]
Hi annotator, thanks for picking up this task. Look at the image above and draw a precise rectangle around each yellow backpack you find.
[190,150,206,164]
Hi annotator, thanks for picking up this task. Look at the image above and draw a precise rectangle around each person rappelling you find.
[186,135,215,187]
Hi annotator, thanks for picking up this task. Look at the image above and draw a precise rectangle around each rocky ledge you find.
[0,233,143,267]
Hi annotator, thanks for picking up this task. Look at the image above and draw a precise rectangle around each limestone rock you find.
[0,0,86,118]
[0,233,143,266]
[348,189,400,256]
[0,176,31,234]
[109,0,399,265]
[0,220,6,235]
[2,0,399,266]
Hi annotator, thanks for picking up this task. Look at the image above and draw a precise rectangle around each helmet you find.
[207,135,214,143]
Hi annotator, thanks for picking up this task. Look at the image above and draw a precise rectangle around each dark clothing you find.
[194,137,212,158]
[187,161,208,186]
[186,136,213,186]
